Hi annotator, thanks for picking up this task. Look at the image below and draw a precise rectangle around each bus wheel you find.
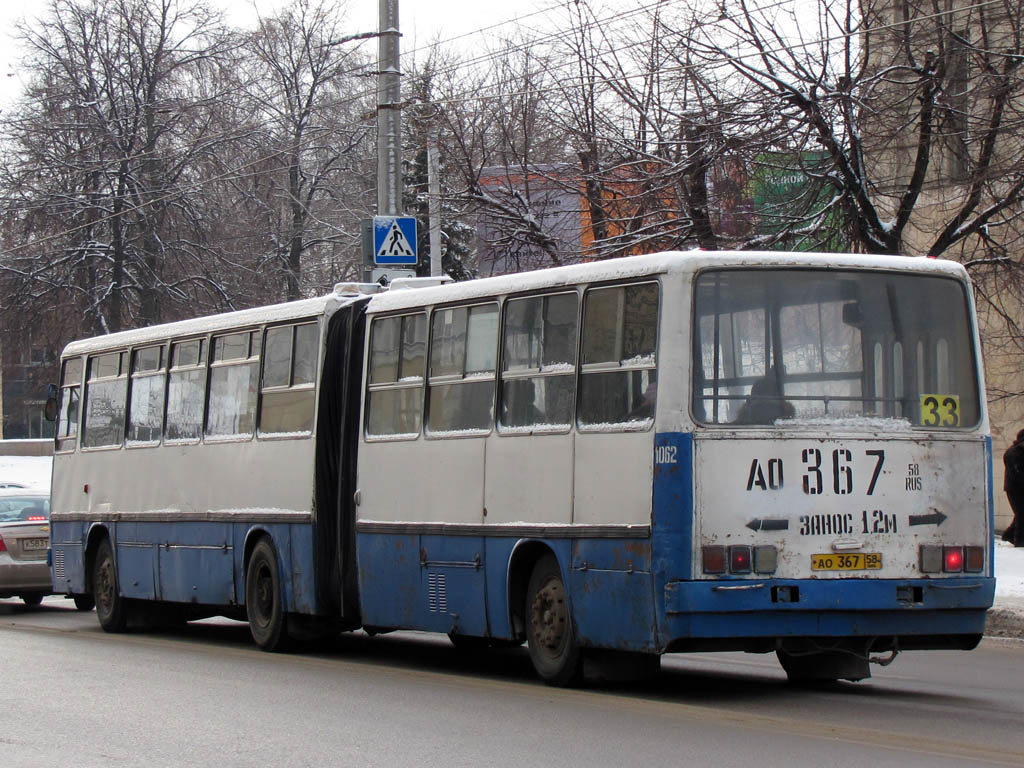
[20,593,44,607]
[246,539,289,651]
[93,538,128,632]
[526,554,582,686]
[73,594,95,611]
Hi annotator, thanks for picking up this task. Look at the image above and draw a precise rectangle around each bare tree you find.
[673,0,1024,257]
[239,0,375,299]
[432,36,578,272]
[0,0,244,334]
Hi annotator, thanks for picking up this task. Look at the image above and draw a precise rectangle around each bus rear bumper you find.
[661,577,995,643]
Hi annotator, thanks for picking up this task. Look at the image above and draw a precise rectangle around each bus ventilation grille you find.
[53,548,65,580]
[427,572,447,614]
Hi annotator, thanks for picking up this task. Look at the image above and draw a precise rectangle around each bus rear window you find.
[692,269,981,428]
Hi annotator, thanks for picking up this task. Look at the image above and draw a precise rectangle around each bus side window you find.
[427,303,498,436]
[499,292,578,433]
[365,313,426,438]
[56,356,84,452]
[260,322,318,436]
[127,345,166,445]
[82,351,128,449]
[206,331,260,439]
[166,338,206,443]
[578,282,659,429]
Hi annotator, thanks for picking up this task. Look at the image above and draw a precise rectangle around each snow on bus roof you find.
[61,288,373,356]
[61,250,968,356]
[366,250,969,313]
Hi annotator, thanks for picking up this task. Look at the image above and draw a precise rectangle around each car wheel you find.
[525,553,582,686]
[245,538,289,651]
[93,538,128,632]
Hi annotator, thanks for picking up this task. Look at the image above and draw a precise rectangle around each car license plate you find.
[22,538,48,552]
[811,553,882,571]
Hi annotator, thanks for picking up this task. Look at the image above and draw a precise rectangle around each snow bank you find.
[995,540,1024,599]
[988,541,1024,639]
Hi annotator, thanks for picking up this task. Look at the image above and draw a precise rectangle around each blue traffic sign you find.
[374,216,418,265]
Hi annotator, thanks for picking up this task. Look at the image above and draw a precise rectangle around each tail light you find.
[703,544,778,575]
[26,515,46,521]
[920,544,983,574]
[943,546,964,572]
[0,534,6,552]
[729,545,752,574]
[964,546,984,572]
[702,545,726,574]
[753,545,778,574]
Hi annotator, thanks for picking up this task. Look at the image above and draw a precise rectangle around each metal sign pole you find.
[377,0,402,218]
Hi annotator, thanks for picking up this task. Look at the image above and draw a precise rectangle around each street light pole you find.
[377,0,402,217]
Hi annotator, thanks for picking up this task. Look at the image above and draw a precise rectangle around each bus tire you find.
[93,538,129,632]
[525,553,582,686]
[73,594,95,611]
[20,593,44,607]
[246,539,289,651]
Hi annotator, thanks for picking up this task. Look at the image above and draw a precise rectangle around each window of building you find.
[260,322,318,435]
[56,356,83,452]
[82,351,128,448]
[166,338,206,443]
[499,292,578,433]
[578,283,659,429]
[127,345,166,445]
[427,304,498,436]
[206,331,260,439]
[365,313,426,438]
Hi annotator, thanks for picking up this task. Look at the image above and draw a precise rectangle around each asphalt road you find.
[2,597,1022,767]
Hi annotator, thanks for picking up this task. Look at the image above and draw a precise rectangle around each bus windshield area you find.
[692,269,981,428]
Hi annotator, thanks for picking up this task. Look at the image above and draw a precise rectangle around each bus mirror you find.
[842,301,863,327]
[43,384,58,422]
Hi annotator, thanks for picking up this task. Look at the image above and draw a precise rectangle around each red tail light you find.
[943,546,964,572]
[0,534,6,552]
[27,516,46,522]
[729,545,752,574]
[920,544,983,574]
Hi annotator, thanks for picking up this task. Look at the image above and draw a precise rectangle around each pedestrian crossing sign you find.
[373,216,418,265]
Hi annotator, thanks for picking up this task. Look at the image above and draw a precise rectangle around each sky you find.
[0,0,586,109]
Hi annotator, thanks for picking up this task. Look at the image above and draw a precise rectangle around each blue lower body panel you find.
[356,533,658,651]
[355,529,993,652]
[50,520,318,615]
[662,577,995,644]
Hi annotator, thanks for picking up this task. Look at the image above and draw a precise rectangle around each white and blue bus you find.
[49,251,995,685]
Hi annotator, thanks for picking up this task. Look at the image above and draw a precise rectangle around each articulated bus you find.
[49,251,994,685]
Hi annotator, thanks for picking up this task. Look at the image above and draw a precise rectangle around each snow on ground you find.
[995,540,1024,599]
[989,540,1024,638]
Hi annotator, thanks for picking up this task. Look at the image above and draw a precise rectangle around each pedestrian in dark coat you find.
[1002,429,1024,546]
